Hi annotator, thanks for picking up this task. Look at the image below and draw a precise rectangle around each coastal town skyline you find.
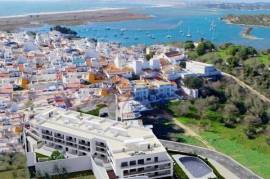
[0,1,269,179]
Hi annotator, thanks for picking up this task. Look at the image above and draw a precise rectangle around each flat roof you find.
[30,107,166,159]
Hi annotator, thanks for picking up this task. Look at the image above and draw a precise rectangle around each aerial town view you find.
[0,0,270,179]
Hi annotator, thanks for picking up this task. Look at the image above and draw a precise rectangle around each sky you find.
[0,0,270,3]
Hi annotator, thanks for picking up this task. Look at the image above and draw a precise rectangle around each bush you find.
[183,77,203,89]
[203,110,223,122]
[184,41,195,50]
[224,118,236,128]
[245,128,257,139]
[50,25,77,36]
[49,150,65,160]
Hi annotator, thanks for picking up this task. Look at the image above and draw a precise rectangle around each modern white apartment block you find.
[185,61,221,77]
[24,107,173,179]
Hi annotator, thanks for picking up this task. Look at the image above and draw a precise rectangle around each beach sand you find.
[0,8,150,31]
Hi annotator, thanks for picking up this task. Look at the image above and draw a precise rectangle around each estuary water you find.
[2,0,270,49]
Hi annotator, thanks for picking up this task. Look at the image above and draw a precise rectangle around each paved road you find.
[160,140,262,179]
[222,72,270,104]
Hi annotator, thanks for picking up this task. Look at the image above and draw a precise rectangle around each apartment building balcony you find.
[78,145,90,152]
[66,141,77,148]
[54,133,64,139]
[41,130,52,136]
[54,144,64,151]
[54,138,65,144]
[66,136,76,143]
[121,158,171,169]
[96,147,106,153]
[123,166,171,178]
[78,140,90,147]
[95,141,106,148]
[42,135,53,141]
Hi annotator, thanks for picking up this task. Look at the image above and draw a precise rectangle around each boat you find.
[209,20,216,31]
[166,35,172,39]
[186,27,192,37]
[120,28,127,32]
[186,33,192,37]
[105,27,111,30]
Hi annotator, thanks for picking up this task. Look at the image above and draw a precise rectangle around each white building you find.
[149,58,161,70]
[161,51,186,65]
[132,60,143,75]
[24,107,173,179]
[185,61,221,77]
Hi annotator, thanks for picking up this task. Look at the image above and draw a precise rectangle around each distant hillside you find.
[223,14,270,26]
[205,2,270,10]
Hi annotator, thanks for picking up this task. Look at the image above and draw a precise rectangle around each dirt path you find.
[222,72,270,104]
[173,118,216,150]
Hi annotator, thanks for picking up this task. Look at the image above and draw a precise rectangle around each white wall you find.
[35,156,92,176]
[182,86,198,99]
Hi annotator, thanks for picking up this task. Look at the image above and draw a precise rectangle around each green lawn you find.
[79,104,107,116]
[201,131,270,178]
[174,134,206,147]
[258,54,270,65]
[0,169,28,179]
[178,117,270,178]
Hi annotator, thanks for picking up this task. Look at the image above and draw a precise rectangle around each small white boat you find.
[186,28,192,37]
[120,28,127,32]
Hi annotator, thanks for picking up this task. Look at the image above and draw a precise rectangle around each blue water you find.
[2,1,270,49]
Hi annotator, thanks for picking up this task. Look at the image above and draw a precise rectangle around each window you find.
[130,160,136,166]
[123,170,129,176]
[138,159,144,165]
[130,169,136,173]
[146,158,151,161]
[138,167,144,172]
[154,165,158,169]
[121,162,128,167]
[154,157,158,162]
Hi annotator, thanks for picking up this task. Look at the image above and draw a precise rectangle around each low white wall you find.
[182,86,198,99]
[35,156,92,176]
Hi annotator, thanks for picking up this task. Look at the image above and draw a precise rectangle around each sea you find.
[1,0,270,49]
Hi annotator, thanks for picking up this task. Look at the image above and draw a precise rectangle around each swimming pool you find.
[173,154,216,179]
[179,156,212,178]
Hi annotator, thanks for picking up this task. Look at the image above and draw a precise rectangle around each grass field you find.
[1,169,28,179]
[258,54,270,65]
[175,116,270,178]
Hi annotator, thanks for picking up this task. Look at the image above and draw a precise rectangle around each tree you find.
[260,110,270,125]
[226,56,239,68]
[196,41,215,56]
[49,150,65,160]
[184,41,195,50]
[223,103,240,118]
[50,25,77,36]
[226,45,239,56]
[183,77,203,89]
[145,52,154,61]
[196,42,207,56]
[179,61,186,68]
[236,47,249,60]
